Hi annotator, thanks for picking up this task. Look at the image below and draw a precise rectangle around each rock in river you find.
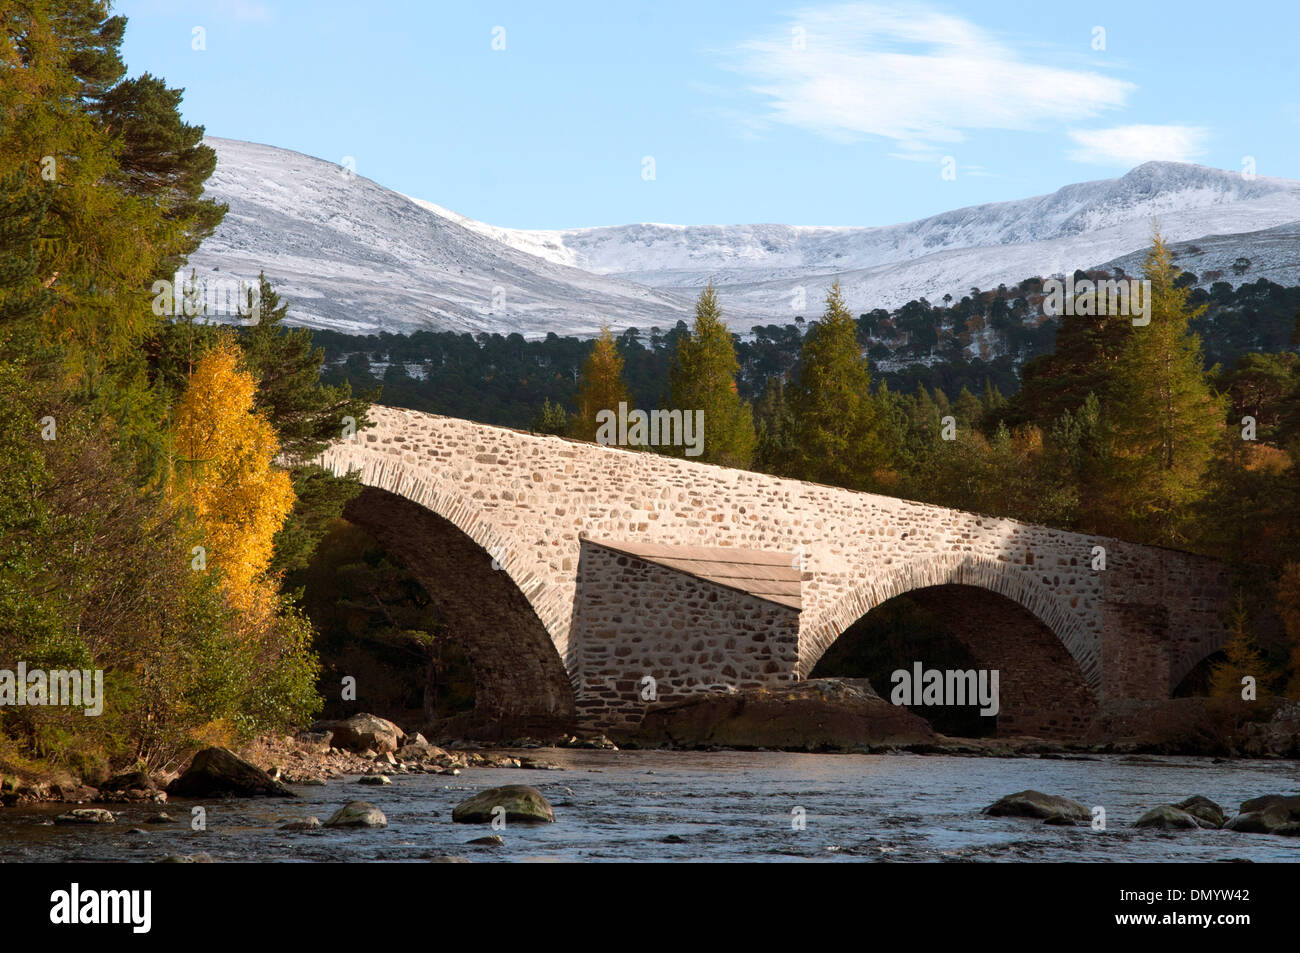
[1175,795,1225,828]
[54,808,115,825]
[325,801,387,828]
[983,790,1090,821]
[1133,805,1206,829]
[634,678,937,751]
[451,784,554,824]
[166,747,296,798]
[1223,795,1300,835]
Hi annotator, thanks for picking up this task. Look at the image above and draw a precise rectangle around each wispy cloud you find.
[1066,124,1209,165]
[721,3,1134,155]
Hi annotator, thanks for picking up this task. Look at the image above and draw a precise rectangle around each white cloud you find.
[723,3,1134,150]
[1066,124,1209,165]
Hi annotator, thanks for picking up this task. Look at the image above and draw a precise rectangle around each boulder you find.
[1133,805,1204,830]
[279,816,322,831]
[320,714,405,755]
[1175,795,1226,828]
[1224,794,1300,835]
[1240,794,1300,817]
[983,790,1090,821]
[467,834,505,846]
[1042,814,1078,826]
[325,801,387,828]
[452,784,555,824]
[634,679,938,751]
[99,769,154,792]
[1224,809,1290,834]
[429,855,471,863]
[54,808,115,825]
[395,741,450,763]
[357,774,391,786]
[166,747,296,798]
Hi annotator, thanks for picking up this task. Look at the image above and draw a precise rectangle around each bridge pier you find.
[570,539,802,729]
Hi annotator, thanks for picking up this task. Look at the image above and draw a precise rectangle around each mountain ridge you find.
[190,137,1300,336]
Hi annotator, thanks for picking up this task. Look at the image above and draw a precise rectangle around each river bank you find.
[5,688,1300,810]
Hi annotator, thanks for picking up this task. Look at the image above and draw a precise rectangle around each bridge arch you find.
[806,556,1101,737]
[804,554,1100,691]
[319,450,576,738]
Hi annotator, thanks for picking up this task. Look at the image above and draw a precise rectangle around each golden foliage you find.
[172,340,295,608]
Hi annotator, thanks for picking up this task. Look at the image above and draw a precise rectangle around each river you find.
[3,749,1298,862]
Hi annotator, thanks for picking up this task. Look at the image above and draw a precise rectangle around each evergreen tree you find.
[788,283,886,489]
[94,73,227,271]
[1209,595,1268,701]
[237,273,371,463]
[1103,231,1225,546]
[532,397,570,435]
[667,284,756,467]
[0,171,53,359]
[1003,293,1131,430]
[753,375,796,475]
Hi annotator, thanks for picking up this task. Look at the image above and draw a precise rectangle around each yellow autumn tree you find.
[172,339,295,609]
[572,321,628,442]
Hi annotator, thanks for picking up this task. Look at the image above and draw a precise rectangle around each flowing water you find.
[3,749,1299,862]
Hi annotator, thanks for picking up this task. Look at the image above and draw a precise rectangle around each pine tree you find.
[1209,595,1268,701]
[94,73,227,271]
[532,397,570,435]
[1103,230,1225,546]
[788,282,885,489]
[1003,292,1131,430]
[753,375,796,475]
[667,284,756,467]
[237,273,371,462]
[572,322,628,442]
[0,171,53,358]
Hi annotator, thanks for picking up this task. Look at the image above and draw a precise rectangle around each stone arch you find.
[803,554,1100,693]
[318,449,575,738]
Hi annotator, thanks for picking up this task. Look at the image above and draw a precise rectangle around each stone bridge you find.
[317,406,1232,740]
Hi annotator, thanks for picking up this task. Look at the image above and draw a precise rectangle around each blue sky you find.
[118,0,1299,229]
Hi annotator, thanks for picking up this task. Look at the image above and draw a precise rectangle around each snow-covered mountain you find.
[191,138,691,335]
[191,137,1300,336]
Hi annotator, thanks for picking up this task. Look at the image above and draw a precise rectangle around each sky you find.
[117,0,1300,230]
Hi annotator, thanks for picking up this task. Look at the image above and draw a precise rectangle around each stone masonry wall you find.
[571,540,801,728]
